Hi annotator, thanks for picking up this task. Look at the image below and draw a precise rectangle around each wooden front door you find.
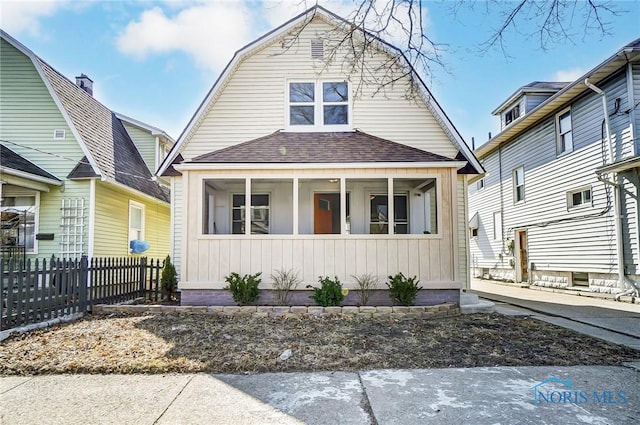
[516,230,529,282]
[314,194,334,234]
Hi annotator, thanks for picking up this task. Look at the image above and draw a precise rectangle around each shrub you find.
[224,272,262,306]
[307,276,344,307]
[270,269,301,305]
[386,273,422,306]
[160,255,178,301]
[351,273,379,306]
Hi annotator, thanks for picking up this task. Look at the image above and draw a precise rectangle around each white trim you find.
[450,169,459,282]
[114,112,174,140]
[566,186,593,210]
[0,189,39,254]
[513,166,525,203]
[285,79,352,132]
[128,200,145,253]
[88,178,96,258]
[176,161,467,172]
[0,174,54,192]
[0,166,62,187]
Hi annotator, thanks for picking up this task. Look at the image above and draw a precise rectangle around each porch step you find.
[460,292,495,314]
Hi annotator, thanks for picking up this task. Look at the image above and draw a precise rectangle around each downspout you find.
[584,78,629,296]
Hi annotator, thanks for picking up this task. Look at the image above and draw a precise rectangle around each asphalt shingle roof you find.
[191,131,457,164]
[38,59,169,202]
[0,144,61,182]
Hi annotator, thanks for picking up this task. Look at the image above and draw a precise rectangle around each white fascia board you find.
[114,112,174,142]
[0,30,103,179]
[157,9,322,177]
[0,166,62,186]
[175,161,468,171]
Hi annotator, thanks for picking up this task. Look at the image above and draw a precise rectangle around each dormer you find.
[493,82,569,130]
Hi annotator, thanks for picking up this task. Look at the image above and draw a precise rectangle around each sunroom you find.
[175,131,467,305]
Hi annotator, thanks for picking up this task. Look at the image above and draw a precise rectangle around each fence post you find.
[139,257,147,299]
[79,255,88,312]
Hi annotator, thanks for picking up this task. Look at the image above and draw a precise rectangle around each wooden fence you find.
[1,256,164,331]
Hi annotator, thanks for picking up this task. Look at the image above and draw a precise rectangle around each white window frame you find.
[567,187,592,209]
[556,107,573,155]
[53,129,66,140]
[477,178,485,190]
[286,80,351,132]
[513,166,525,203]
[231,193,271,235]
[0,191,39,254]
[128,200,145,251]
[504,104,520,126]
[493,211,502,240]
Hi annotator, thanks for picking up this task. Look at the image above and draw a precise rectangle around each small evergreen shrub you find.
[386,273,422,306]
[224,272,262,306]
[351,273,379,306]
[270,269,301,305]
[160,255,178,301]
[307,276,344,307]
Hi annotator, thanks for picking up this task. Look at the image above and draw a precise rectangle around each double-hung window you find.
[288,81,350,130]
[513,166,525,203]
[369,194,408,234]
[232,194,270,234]
[556,108,573,155]
[129,201,145,243]
[1,194,38,253]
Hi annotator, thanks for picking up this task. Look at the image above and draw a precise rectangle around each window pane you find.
[584,190,591,202]
[394,195,408,221]
[370,195,388,223]
[394,224,408,234]
[251,194,269,206]
[130,207,142,229]
[323,82,348,102]
[323,105,348,125]
[232,194,245,207]
[290,106,315,125]
[559,112,571,133]
[563,132,572,149]
[289,83,314,102]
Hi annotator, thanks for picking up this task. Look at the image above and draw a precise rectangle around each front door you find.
[516,230,529,282]
[314,193,336,234]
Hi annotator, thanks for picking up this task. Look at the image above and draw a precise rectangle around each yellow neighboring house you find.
[0,30,173,261]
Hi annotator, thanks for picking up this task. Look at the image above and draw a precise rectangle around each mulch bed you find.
[0,312,637,375]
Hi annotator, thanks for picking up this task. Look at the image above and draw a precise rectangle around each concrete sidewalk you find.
[471,278,640,350]
[1,366,639,425]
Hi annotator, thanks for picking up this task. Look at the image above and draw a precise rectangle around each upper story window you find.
[556,108,573,155]
[287,81,350,131]
[513,166,525,203]
[504,104,520,126]
[477,178,485,190]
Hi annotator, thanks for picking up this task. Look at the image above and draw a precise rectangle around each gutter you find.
[585,78,639,299]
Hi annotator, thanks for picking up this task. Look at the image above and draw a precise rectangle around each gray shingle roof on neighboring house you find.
[37,58,169,202]
[191,130,458,164]
[0,144,61,182]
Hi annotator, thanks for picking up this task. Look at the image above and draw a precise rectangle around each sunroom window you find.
[287,81,350,130]
[369,194,408,234]
[1,194,37,253]
[232,194,270,234]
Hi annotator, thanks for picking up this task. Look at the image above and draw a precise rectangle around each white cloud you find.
[0,0,70,37]
[116,1,253,72]
[553,68,585,82]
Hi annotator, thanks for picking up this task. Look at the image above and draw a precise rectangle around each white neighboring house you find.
[157,6,482,306]
[469,38,640,298]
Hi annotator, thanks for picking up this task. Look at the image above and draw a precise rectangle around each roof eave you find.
[176,161,467,171]
[0,166,62,186]
[476,45,640,158]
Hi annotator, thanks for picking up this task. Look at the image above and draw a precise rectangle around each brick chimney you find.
[75,74,93,96]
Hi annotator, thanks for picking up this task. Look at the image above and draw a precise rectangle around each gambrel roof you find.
[158,5,483,176]
[191,130,460,165]
[0,30,170,203]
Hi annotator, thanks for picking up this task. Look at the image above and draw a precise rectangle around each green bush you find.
[270,269,301,305]
[386,272,422,306]
[224,272,262,306]
[160,255,178,301]
[307,276,344,307]
[351,273,379,306]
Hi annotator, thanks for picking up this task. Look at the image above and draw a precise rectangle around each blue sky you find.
[2,0,638,149]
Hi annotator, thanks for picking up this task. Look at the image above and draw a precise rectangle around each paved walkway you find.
[1,366,639,425]
[2,279,639,425]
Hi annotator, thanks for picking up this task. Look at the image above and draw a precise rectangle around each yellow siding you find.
[181,18,457,161]
[93,182,170,259]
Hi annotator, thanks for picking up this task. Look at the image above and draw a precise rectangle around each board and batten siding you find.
[180,18,457,162]
[0,38,91,259]
[93,182,170,259]
[180,167,456,288]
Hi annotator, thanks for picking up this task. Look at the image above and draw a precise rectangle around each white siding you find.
[180,18,457,161]
[457,175,469,288]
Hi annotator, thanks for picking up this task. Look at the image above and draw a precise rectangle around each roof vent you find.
[75,74,93,96]
[311,39,324,59]
[53,129,66,139]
